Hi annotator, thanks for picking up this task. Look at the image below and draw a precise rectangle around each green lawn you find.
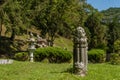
[54,37,73,52]
[0,61,120,80]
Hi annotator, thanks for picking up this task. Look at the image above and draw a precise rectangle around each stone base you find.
[74,69,87,77]
[0,59,13,64]
[74,62,87,77]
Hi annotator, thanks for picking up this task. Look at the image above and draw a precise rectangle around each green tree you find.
[85,11,106,49]
[101,8,120,61]
[114,39,120,53]
[3,0,23,40]
[0,5,4,37]
[107,16,120,53]
[0,0,7,37]
[3,0,34,40]
[33,0,82,46]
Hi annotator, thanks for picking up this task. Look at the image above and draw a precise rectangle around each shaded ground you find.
[0,36,27,58]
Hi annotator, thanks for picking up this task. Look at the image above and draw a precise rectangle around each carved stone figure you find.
[36,35,47,48]
[73,26,88,76]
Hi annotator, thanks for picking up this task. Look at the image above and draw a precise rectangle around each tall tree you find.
[4,0,22,40]
[0,0,7,37]
[33,0,82,46]
[106,16,120,52]
[101,8,120,61]
[3,0,33,40]
[85,11,106,49]
[106,17,120,61]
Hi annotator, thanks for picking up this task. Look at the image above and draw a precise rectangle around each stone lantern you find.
[73,26,88,76]
[28,33,36,62]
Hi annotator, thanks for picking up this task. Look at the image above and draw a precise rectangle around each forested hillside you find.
[0,0,88,56]
[101,8,120,22]
[0,0,120,62]
[100,7,120,61]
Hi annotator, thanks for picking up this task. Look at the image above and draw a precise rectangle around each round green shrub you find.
[110,53,120,65]
[34,47,72,63]
[14,52,29,61]
[114,39,120,53]
[88,49,106,63]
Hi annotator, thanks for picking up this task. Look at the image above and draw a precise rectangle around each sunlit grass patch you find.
[0,61,120,80]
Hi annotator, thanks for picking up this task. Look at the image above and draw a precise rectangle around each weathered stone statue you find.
[28,33,36,62]
[36,35,47,48]
[73,26,88,76]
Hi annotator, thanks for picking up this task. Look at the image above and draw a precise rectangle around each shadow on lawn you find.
[50,67,74,74]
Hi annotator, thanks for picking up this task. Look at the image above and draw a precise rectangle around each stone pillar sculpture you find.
[73,26,88,76]
[28,33,36,62]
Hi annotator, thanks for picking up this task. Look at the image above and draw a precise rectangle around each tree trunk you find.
[48,34,55,47]
[50,40,54,47]
[106,53,111,62]
[10,28,15,41]
[49,38,54,47]
[0,19,2,37]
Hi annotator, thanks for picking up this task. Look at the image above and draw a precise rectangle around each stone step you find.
[0,59,13,64]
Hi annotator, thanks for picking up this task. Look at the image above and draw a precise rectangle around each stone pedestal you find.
[28,48,35,62]
[73,27,88,76]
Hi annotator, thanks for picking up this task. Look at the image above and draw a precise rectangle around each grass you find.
[0,61,120,80]
[1,26,120,80]
[54,37,73,52]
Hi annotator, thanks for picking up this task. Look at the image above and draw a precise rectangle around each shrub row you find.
[14,47,72,63]
[15,48,111,64]
[34,47,72,63]
[110,53,120,65]
[14,52,29,61]
[88,49,106,63]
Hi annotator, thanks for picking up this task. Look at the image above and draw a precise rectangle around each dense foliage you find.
[88,49,106,63]
[32,0,87,46]
[110,53,120,65]
[34,47,72,63]
[101,8,120,61]
[14,52,29,61]
[101,8,120,23]
[114,39,120,53]
[85,12,107,49]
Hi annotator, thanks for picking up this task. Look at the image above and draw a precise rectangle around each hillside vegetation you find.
[101,8,120,18]
[0,26,73,55]
[54,37,73,52]
[0,0,120,62]
[101,8,120,22]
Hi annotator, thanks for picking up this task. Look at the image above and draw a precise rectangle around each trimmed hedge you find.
[110,53,120,65]
[14,52,29,61]
[88,49,106,63]
[34,47,72,63]
[114,39,120,53]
